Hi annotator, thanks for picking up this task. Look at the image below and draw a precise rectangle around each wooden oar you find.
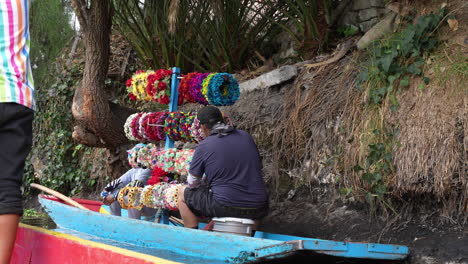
[31,183,90,211]
[169,216,184,226]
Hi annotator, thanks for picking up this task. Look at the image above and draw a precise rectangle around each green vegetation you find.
[351,9,447,209]
[358,8,446,110]
[24,1,108,196]
[113,0,334,72]
[352,128,397,212]
[23,208,46,218]
[23,65,97,196]
[30,0,74,87]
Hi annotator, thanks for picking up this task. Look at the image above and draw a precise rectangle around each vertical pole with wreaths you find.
[164,67,181,149]
[159,67,181,225]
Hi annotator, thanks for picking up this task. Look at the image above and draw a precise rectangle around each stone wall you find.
[338,0,388,32]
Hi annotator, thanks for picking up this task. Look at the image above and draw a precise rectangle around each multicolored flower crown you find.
[119,183,181,211]
[124,111,215,143]
[127,144,195,176]
[126,69,173,104]
[125,70,240,106]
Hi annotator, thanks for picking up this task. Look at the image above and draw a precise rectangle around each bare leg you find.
[178,186,198,228]
[0,214,19,264]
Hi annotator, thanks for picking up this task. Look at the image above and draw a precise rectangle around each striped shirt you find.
[0,0,35,110]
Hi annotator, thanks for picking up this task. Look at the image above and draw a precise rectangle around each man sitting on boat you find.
[178,106,269,234]
[101,168,157,220]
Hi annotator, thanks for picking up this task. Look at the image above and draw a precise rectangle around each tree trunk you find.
[71,0,136,149]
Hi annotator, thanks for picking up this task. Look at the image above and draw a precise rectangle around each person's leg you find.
[178,186,198,228]
[0,103,33,264]
[109,201,122,216]
[128,209,142,220]
[141,207,157,222]
[0,214,19,264]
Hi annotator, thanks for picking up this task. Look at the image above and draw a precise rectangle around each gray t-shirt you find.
[189,129,268,207]
[104,168,152,197]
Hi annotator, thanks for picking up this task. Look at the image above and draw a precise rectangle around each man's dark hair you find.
[197,106,224,129]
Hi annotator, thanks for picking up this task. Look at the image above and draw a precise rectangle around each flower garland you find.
[140,183,168,209]
[127,143,147,168]
[162,184,181,210]
[178,72,199,105]
[142,112,162,141]
[127,144,194,176]
[205,73,240,106]
[146,69,173,104]
[179,112,197,143]
[155,112,168,141]
[125,110,232,143]
[131,112,146,142]
[164,112,183,142]
[118,186,143,210]
[201,73,217,102]
[147,167,168,185]
[189,116,205,143]
[126,70,240,106]
[136,143,158,169]
[126,70,154,101]
[163,112,197,143]
[140,184,156,208]
[174,149,195,174]
[189,73,211,105]
[138,113,152,142]
[124,113,140,141]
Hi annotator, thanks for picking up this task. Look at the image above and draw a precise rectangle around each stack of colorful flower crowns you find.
[140,182,167,209]
[164,112,198,143]
[124,111,207,143]
[119,183,181,211]
[124,112,166,143]
[177,72,198,105]
[127,143,156,168]
[125,69,240,106]
[126,69,173,104]
[182,72,240,106]
[118,186,143,210]
[127,144,195,176]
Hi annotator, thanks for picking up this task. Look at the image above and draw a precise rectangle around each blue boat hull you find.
[39,197,409,263]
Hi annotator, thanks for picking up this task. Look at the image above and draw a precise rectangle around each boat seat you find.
[211,217,255,236]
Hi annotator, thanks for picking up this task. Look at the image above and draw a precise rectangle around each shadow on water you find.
[251,251,406,264]
[20,214,57,229]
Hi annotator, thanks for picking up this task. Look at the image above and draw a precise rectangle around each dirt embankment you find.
[225,2,467,261]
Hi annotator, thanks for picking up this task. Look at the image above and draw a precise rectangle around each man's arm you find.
[187,144,206,188]
[134,168,152,183]
[104,178,123,192]
[102,169,135,199]
[187,173,203,188]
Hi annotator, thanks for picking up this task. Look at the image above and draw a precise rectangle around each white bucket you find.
[212,217,255,236]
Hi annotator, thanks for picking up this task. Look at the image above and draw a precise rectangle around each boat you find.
[24,195,409,263]
[12,223,178,264]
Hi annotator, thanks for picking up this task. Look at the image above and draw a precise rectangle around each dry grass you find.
[388,46,467,220]
[256,41,467,221]
[270,55,360,186]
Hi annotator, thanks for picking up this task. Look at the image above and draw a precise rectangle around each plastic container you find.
[212,217,255,236]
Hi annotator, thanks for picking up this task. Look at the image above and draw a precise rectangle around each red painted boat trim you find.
[40,194,103,212]
[11,223,181,264]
